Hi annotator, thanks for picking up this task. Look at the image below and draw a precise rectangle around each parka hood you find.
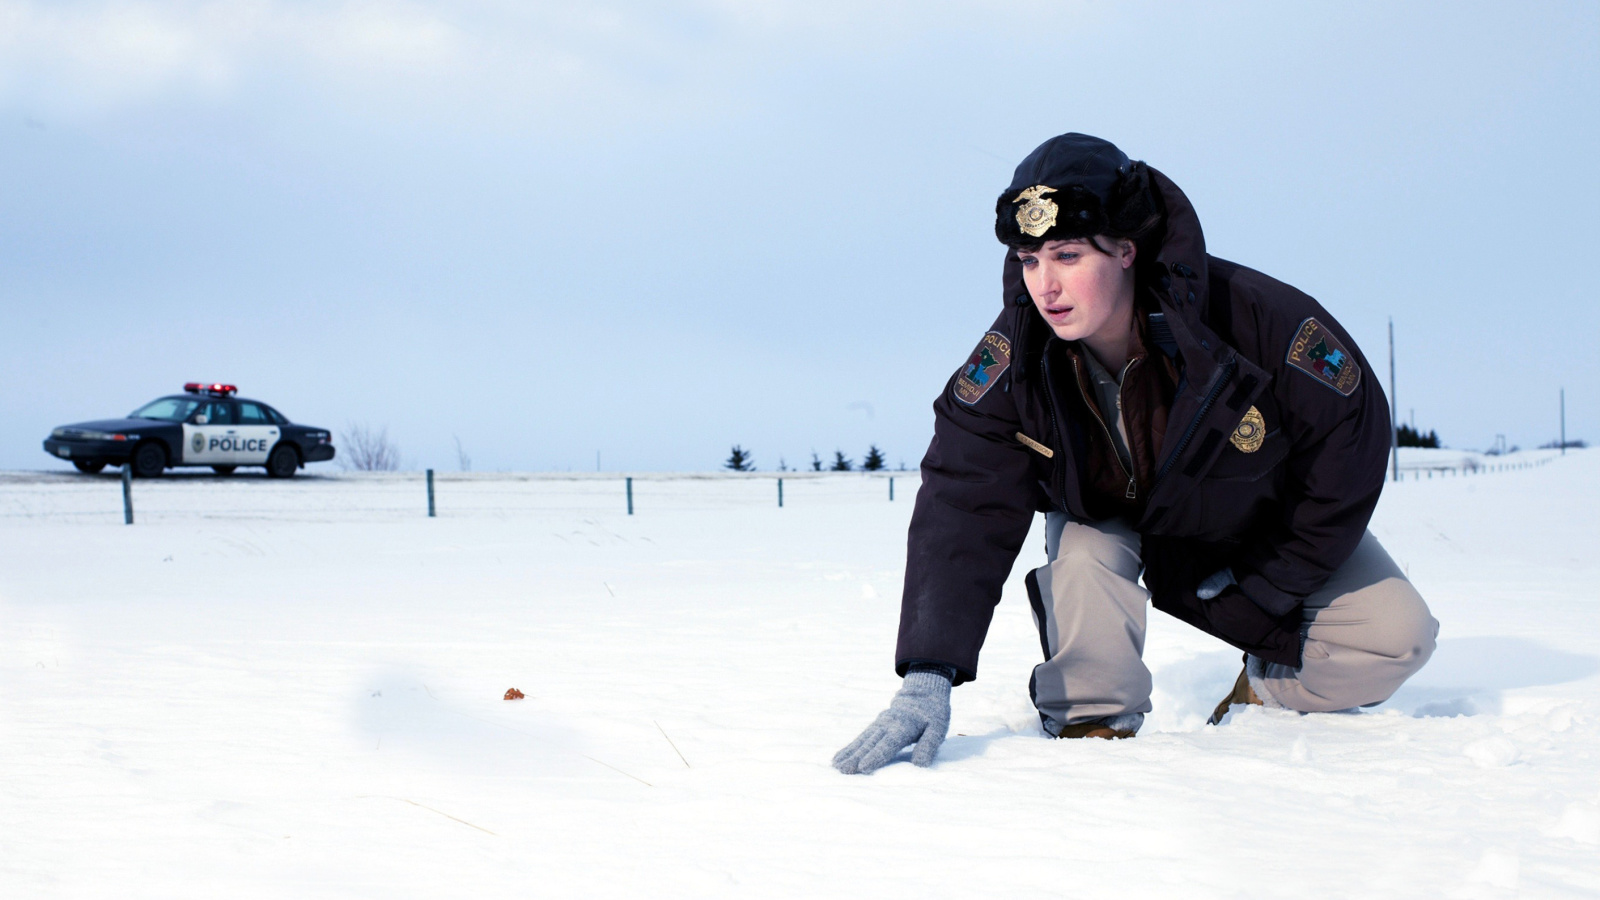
[1146,167,1211,321]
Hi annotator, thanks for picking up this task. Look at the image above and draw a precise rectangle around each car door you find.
[233,401,280,466]
[181,401,237,464]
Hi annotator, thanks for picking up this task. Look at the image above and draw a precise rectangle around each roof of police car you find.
[144,394,287,416]
[152,392,271,404]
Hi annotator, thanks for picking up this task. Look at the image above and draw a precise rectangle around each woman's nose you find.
[1033,267,1060,297]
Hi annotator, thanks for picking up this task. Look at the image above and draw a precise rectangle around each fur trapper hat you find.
[994,133,1160,247]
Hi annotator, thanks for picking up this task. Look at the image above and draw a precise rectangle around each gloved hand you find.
[1196,566,1237,600]
[832,667,952,775]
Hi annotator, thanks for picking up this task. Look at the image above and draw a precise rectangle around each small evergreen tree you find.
[810,450,823,472]
[862,445,886,471]
[725,445,754,471]
[1396,424,1440,448]
[831,450,853,471]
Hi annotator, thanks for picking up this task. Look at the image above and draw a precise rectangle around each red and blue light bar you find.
[182,383,238,396]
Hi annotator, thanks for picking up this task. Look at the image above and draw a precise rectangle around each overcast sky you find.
[2,0,1596,472]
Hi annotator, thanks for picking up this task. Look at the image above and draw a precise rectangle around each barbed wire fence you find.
[1390,454,1559,480]
[0,471,918,525]
[0,448,1575,525]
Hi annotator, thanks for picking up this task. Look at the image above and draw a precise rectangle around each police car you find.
[42,384,336,478]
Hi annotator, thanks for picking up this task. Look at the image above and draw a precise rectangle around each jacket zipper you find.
[1154,358,1238,488]
[1070,353,1139,500]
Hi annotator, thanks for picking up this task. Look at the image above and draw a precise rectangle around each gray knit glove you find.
[832,668,952,775]
[1197,567,1237,600]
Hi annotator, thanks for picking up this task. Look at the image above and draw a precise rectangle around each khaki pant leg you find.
[1256,531,1440,712]
[1028,513,1152,729]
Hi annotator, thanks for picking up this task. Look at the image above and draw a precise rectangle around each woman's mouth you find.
[1044,305,1074,321]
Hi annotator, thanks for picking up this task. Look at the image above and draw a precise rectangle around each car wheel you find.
[73,460,107,474]
[131,443,166,478]
[212,465,237,476]
[266,444,299,478]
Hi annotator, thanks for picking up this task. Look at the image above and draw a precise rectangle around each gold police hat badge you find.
[1012,185,1059,238]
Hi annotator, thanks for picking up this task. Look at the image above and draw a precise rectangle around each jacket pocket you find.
[1194,429,1288,541]
[1204,428,1288,481]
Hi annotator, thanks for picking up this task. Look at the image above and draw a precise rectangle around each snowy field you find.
[3,453,1598,898]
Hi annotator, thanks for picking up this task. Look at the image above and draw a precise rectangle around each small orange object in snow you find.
[503,688,525,700]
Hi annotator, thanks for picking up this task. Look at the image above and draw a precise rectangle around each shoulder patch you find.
[953,331,1012,405]
[1285,317,1360,396]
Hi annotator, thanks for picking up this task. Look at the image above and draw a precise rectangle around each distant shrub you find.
[1397,424,1440,448]
[339,423,401,471]
[725,445,754,472]
[862,445,886,471]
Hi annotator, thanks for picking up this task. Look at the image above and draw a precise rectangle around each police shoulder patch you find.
[954,330,1012,405]
[1285,317,1360,396]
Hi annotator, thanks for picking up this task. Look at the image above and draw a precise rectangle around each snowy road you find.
[3,457,1597,898]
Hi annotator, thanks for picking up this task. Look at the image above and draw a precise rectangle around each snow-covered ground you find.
[3,454,1598,898]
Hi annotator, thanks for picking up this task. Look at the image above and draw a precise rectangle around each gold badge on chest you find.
[1230,406,1265,453]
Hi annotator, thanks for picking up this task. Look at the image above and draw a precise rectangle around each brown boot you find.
[1208,666,1262,725]
[1054,719,1136,740]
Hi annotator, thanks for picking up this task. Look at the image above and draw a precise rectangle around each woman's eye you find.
[1018,256,1037,267]
[1056,252,1079,262]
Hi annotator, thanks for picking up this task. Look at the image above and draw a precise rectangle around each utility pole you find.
[1560,388,1566,456]
[1389,318,1399,482]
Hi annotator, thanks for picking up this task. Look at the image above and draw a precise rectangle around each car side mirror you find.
[193,414,209,425]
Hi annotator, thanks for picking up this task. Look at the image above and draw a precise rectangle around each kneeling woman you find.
[834,133,1437,774]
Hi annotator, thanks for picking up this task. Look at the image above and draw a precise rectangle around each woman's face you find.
[1017,237,1137,344]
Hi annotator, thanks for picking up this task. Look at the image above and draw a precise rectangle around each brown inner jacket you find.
[1059,302,1180,522]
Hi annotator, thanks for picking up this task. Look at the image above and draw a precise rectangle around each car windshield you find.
[129,397,201,422]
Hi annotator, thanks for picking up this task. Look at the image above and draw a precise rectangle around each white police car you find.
[43,383,336,477]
